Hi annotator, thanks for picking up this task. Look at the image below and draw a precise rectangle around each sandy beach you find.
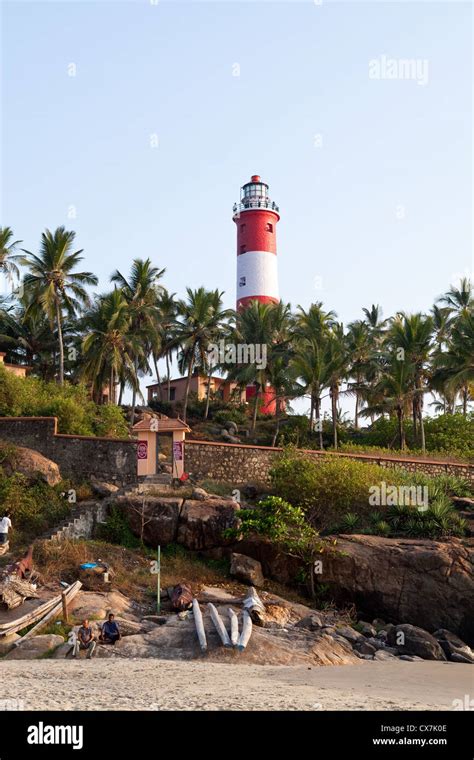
[1,659,472,711]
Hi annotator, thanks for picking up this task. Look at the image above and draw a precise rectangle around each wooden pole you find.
[208,603,232,647]
[237,610,253,651]
[156,545,161,614]
[192,599,207,652]
[228,607,239,647]
[61,590,69,623]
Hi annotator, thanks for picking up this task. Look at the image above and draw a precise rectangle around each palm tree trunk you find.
[55,296,65,385]
[463,385,468,416]
[251,385,260,433]
[182,353,195,423]
[419,407,426,453]
[130,356,139,428]
[354,372,360,430]
[204,366,213,420]
[397,407,405,449]
[309,394,314,433]
[166,353,171,401]
[331,386,338,449]
[272,395,280,447]
[118,382,124,405]
[412,401,418,443]
[315,396,323,449]
[153,355,164,402]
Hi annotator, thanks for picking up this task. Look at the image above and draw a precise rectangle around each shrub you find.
[0,364,128,437]
[0,472,70,543]
[213,408,247,426]
[95,506,140,549]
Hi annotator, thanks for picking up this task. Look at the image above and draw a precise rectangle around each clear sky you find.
[1,0,472,413]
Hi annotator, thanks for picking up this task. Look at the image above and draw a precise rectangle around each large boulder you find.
[177,499,240,551]
[387,624,447,660]
[433,629,474,663]
[5,634,64,660]
[320,535,474,645]
[2,445,61,486]
[230,553,264,587]
[116,495,183,546]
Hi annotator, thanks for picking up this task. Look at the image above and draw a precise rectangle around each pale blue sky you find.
[1,0,472,413]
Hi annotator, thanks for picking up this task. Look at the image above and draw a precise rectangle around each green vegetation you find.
[269,447,472,538]
[0,364,128,436]
[0,472,70,545]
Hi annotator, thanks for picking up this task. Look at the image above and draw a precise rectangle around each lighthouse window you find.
[266,223,273,233]
[239,276,246,287]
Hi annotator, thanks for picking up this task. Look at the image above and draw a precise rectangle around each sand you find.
[1,659,472,711]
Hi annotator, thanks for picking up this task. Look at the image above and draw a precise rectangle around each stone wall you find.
[184,440,474,485]
[0,417,137,486]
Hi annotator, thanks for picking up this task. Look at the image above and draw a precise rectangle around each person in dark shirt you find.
[73,619,96,659]
[100,613,121,645]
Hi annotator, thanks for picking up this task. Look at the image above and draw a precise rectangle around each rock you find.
[387,624,447,661]
[141,615,168,625]
[221,429,240,444]
[433,629,474,663]
[295,613,325,631]
[69,590,137,622]
[5,634,64,660]
[98,617,144,637]
[51,642,74,659]
[372,618,386,628]
[354,640,377,656]
[451,652,474,664]
[242,484,258,500]
[90,476,119,497]
[335,626,364,644]
[0,633,20,655]
[117,495,183,546]
[225,421,238,435]
[321,626,336,635]
[3,446,61,486]
[191,487,208,501]
[230,553,264,587]
[366,637,386,651]
[376,630,388,641]
[177,499,240,551]
[359,621,377,637]
[374,650,397,661]
[321,535,474,645]
[399,655,424,662]
[251,604,291,629]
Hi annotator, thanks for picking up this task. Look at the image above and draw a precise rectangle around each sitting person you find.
[100,613,121,645]
[73,619,97,659]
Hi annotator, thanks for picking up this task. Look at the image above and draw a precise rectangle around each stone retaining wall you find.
[184,440,474,484]
[0,417,137,486]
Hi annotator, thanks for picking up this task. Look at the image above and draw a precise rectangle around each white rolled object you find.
[237,610,253,651]
[228,607,239,646]
[208,603,232,647]
[192,599,207,652]
[237,251,279,301]
[242,586,265,615]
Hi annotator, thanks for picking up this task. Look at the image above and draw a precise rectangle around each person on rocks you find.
[73,619,97,659]
[0,512,12,546]
[99,613,121,645]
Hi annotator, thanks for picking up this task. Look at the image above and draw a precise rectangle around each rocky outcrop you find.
[177,499,240,551]
[433,629,474,663]
[230,553,264,587]
[387,624,447,661]
[2,445,61,486]
[319,535,474,645]
[117,495,183,545]
[5,634,64,660]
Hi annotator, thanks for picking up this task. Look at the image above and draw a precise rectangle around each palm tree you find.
[111,258,165,426]
[433,311,474,416]
[346,319,371,429]
[202,290,233,419]
[0,227,22,288]
[81,289,141,404]
[387,313,433,451]
[325,324,349,450]
[21,227,97,385]
[361,356,417,449]
[174,287,221,423]
[155,289,178,403]
[437,277,473,320]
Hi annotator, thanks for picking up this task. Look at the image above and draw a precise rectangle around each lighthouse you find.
[233,175,280,414]
[233,175,280,310]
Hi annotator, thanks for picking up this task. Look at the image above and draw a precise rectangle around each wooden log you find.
[237,610,252,651]
[192,599,207,652]
[61,590,69,623]
[13,581,82,647]
[228,607,239,647]
[207,603,232,647]
[0,595,60,635]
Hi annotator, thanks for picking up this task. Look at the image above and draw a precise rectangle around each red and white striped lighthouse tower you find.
[233,175,280,310]
[233,175,280,414]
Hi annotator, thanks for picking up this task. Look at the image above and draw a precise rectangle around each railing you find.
[233,200,280,215]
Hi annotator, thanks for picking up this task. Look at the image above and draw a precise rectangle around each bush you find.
[270,447,407,529]
[213,408,247,426]
[95,506,140,548]
[0,472,70,544]
[0,364,129,437]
